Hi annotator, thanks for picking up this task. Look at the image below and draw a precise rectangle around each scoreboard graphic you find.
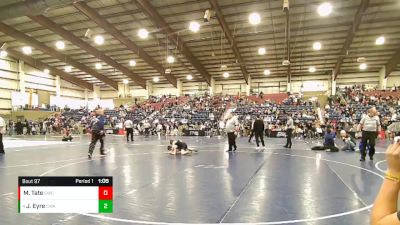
[18,176,113,213]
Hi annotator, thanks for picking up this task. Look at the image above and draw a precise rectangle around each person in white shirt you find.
[124,119,134,142]
[156,123,163,138]
[225,114,238,152]
[144,121,151,137]
[0,116,5,154]
[284,116,294,148]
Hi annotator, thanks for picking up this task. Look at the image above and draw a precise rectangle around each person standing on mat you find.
[253,115,265,151]
[358,107,380,161]
[248,119,254,143]
[87,110,106,159]
[0,115,5,154]
[124,118,134,142]
[284,115,294,148]
[225,114,238,152]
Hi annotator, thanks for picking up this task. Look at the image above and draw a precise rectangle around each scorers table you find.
[18,176,113,213]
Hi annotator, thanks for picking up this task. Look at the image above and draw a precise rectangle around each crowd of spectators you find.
[325,85,400,139]
[5,85,400,143]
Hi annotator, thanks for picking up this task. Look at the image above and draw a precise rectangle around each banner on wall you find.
[50,96,85,109]
[50,96,114,110]
[11,91,38,107]
[87,99,114,110]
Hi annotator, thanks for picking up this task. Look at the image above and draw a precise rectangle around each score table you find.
[18,176,113,213]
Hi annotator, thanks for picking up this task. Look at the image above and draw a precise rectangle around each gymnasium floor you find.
[0,134,389,225]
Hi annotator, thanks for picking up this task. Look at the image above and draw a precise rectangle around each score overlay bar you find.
[18,176,113,213]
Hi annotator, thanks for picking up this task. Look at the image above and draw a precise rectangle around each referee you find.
[358,107,380,161]
[284,115,294,148]
[225,114,238,152]
[124,118,134,142]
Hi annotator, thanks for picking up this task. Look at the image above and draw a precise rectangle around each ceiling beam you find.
[0,0,80,21]
[0,22,118,90]
[385,46,400,78]
[208,0,249,84]
[73,1,177,87]
[134,0,211,85]
[7,49,93,91]
[333,0,369,80]
[284,0,291,86]
[29,15,146,89]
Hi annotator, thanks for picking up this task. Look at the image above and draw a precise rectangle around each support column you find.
[209,78,215,95]
[176,79,183,97]
[18,60,25,93]
[379,66,387,90]
[246,76,251,96]
[93,85,101,100]
[117,82,125,98]
[55,75,61,97]
[84,89,89,108]
[146,81,153,99]
[331,70,336,96]
[286,82,291,93]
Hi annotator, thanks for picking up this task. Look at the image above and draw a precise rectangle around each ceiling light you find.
[186,74,193,80]
[153,77,159,82]
[123,79,129,84]
[55,40,65,50]
[263,69,271,76]
[22,46,32,55]
[223,72,230,78]
[357,57,366,63]
[167,55,175,63]
[309,66,316,73]
[249,12,261,25]
[43,69,50,74]
[0,50,7,57]
[95,63,102,70]
[189,21,200,33]
[165,68,172,74]
[64,65,72,73]
[129,59,136,67]
[359,63,367,70]
[94,35,104,45]
[375,36,385,45]
[258,47,266,55]
[318,2,333,17]
[138,28,149,39]
[313,42,322,50]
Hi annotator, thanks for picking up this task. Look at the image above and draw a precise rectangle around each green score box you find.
[99,200,113,213]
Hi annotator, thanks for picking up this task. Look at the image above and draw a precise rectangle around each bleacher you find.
[62,109,87,121]
[234,104,316,122]
[326,103,400,121]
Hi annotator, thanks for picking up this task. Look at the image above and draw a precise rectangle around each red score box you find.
[99,186,113,200]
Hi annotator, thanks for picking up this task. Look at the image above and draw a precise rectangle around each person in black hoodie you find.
[253,115,265,151]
